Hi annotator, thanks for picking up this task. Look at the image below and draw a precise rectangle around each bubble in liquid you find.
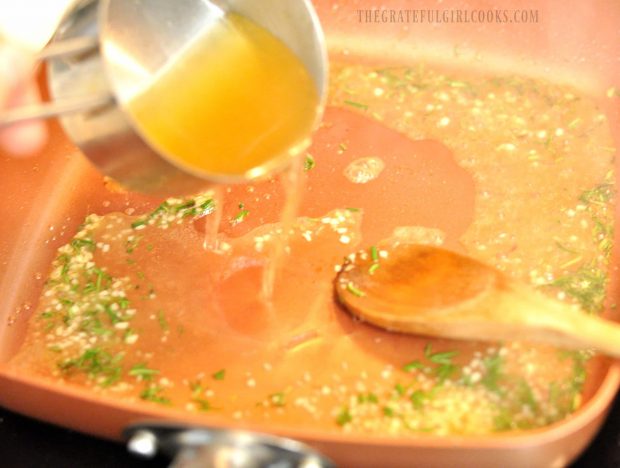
[343,157,385,184]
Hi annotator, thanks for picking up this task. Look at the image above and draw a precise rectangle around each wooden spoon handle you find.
[555,311,620,357]
[493,284,620,357]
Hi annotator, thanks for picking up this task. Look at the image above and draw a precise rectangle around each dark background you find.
[0,397,619,468]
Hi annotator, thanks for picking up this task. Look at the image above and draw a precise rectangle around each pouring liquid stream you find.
[260,156,306,305]
[202,186,224,252]
[201,164,305,310]
[125,10,320,309]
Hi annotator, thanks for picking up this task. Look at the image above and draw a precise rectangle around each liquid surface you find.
[128,13,319,176]
[343,157,385,184]
[8,60,617,436]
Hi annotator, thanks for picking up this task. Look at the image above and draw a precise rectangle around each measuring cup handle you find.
[0,36,112,127]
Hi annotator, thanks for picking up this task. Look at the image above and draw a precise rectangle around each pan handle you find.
[124,422,336,468]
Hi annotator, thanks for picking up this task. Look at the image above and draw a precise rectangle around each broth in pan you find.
[9,60,616,436]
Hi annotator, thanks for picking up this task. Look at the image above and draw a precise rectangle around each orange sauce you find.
[127,13,319,176]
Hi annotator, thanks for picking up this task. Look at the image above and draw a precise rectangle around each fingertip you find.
[1,77,49,157]
[0,120,48,157]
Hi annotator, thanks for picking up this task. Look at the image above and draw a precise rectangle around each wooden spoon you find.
[335,243,620,355]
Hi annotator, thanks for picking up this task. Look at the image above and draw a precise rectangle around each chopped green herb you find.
[357,392,379,404]
[189,380,204,395]
[549,264,607,314]
[58,347,124,387]
[140,384,171,405]
[548,382,561,409]
[517,379,538,410]
[129,363,160,381]
[394,383,407,396]
[131,219,147,229]
[231,204,250,225]
[370,246,379,262]
[304,154,316,171]
[125,236,141,253]
[59,255,71,281]
[594,216,613,238]
[599,237,613,257]
[344,100,368,110]
[345,282,365,297]
[234,210,250,222]
[448,80,469,88]
[183,199,215,218]
[493,410,514,431]
[212,369,226,380]
[82,281,97,294]
[435,363,457,382]
[94,268,105,291]
[382,406,395,417]
[151,201,170,216]
[269,392,286,407]
[157,310,169,331]
[424,344,458,365]
[375,68,402,82]
[410,390,427,409]
[555,241,579,254]
[402,360,424,372]
[579,183,615,205]
[62,308,75,325]
[123,328,137,343]
[103,305,121,324]
[71,238,95,250]
[131,196,214,228]
[192,398,211,411]
[336,406,352,426]
[198,199,216,216]
[174,200,196,212]
[560,350,589,393]
[368,245,380,274]
[481,353,504,393]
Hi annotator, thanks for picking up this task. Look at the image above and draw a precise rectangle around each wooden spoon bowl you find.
[335,243,620,356]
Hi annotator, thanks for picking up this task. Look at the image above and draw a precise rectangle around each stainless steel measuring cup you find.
[2,0,327,196]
